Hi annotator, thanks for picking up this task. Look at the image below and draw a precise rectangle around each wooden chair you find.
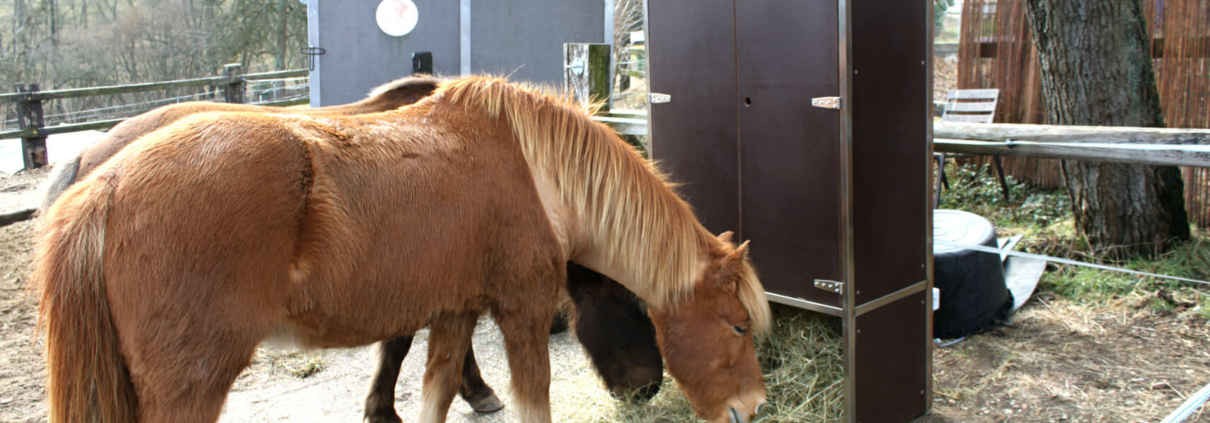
[935,88,1009,208]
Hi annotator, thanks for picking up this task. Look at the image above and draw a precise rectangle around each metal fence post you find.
[14,84,47,170]
[223,64,245,104]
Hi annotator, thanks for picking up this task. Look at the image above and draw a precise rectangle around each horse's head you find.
[648,232,769,423]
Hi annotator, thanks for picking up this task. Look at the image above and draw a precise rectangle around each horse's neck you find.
[572,237,708,306]
[559,179,712,304]
[430,79,710,304]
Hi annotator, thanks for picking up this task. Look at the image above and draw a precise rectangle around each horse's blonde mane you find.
[434,75,770,333]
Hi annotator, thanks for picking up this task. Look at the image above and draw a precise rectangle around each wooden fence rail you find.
[934,122,1210,145]
[0,65,309,170]
[586,116,1210,168]
[0,69,308,104]
[935,139,1210,167]
[934,121,1210,167]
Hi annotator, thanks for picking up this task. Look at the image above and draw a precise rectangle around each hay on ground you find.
[552,303,845,422]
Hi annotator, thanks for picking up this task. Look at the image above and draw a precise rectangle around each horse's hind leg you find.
[365,338,504,423]
[120,322,262,423]
[364,336,415,423]
[419,312,479,423]
[458,343,505,413]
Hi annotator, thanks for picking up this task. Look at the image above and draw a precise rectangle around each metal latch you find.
[649,93,672,104]
[565,57,586,76]
[814,279,844,294]
[811,96,841,110]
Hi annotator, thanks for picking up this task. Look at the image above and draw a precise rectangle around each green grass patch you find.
[936,162,1071,232]
[1041,266,1139,305]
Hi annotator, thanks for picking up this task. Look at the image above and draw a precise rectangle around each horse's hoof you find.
[468,393,506,414]
[363,412,404,423]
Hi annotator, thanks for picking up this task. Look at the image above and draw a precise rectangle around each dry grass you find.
[925,297,1210,422]
[552,303,845,423]
[251,349,325,379]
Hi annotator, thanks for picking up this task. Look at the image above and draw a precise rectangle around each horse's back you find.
[79,102,274,178]
[97,113,315,345]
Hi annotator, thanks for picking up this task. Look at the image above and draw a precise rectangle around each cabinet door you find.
[645,0,740,237]
[736,0,842,306]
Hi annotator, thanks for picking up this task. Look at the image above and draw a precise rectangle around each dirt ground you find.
[916,293,1210,423]
[2,163,1209,422]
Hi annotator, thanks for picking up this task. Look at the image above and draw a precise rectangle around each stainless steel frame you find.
[766,292,844,316]
[459,0,471,75]
[837,0,858,419]
[640,0,652,151]
[923,0,937,411]
[853,280,928,317]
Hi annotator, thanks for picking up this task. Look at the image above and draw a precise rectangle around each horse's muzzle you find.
[725,400,766,423]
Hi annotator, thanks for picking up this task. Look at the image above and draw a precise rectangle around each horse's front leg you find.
[495,305,556,423]
[419,312,480,423]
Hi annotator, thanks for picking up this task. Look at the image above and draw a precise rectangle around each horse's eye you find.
[733,324,749,336]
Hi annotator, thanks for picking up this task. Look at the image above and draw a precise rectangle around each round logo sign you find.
[376,0,419,37]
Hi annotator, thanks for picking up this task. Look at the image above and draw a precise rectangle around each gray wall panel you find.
[308,0,605,106]
[471,0,605,84]
[311,0,460,106]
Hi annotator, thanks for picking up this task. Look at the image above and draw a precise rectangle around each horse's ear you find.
[728,240,750,261]
[717,231,735,244]
[716,240,750,286]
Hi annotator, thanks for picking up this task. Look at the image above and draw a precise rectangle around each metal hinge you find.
[814,279,845,295]
[811,96,841,110]
[649,93,672,104]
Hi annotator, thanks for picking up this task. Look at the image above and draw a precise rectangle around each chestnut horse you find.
[33,75,771,423]
[37,76,665,419]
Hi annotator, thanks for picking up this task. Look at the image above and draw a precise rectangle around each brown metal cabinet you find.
[644,0,933,421]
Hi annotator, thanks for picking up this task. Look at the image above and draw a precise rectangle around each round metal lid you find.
[933,209,996,254]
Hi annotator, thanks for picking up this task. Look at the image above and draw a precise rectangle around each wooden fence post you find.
[223,64,245,104]
[564,43,612,114]
[15,84,47,170]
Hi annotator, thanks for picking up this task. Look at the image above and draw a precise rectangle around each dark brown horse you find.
[37,76,665,420]
[565,263,664,401]
[33,75,770,423]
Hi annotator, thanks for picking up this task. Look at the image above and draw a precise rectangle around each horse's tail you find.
[33,171,137,423]
[38,153,81,213]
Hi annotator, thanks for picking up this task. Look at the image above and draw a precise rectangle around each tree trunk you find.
[1024,0,1189,258]
[275,0,288,70]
